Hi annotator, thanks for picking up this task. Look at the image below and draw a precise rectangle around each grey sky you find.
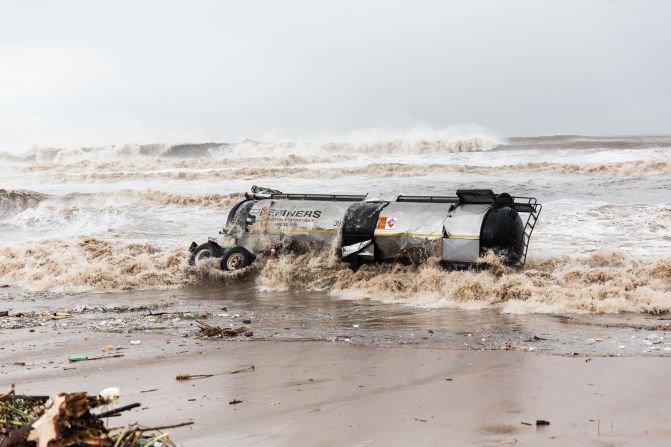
[1,0,670,150]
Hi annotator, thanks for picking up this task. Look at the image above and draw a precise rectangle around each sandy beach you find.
[5,332,671,447]
[3,287,671,446]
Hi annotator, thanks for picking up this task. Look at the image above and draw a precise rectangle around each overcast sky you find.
[1,0,670,150]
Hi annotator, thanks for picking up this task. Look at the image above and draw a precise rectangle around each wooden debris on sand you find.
[0,386,184,447]
[176,365,255,381]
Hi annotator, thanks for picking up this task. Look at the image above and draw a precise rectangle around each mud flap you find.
[342,239,374,260]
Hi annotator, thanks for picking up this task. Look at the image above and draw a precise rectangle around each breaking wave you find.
[258,250,671,315]
[0,189,50,217]
[2,237,670,315]
[0,238,251,293]
[0,132,499,164]
[6,134,670,165]
[118,190,244,210]
[14,159,671,184]
[0,188,243,214]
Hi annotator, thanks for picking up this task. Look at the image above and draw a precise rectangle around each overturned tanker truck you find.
[189,186,541,271]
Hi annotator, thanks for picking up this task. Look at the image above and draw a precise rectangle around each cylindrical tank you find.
[204,189,540,269]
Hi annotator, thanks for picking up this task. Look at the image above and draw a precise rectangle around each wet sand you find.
[3,286,671,446]
[3,329,671,446]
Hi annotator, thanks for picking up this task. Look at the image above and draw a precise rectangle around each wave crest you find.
[14,159,671,184]
[0,130,499,164]
[257,250,671,314]
[123,190,244,209]
[0,238,251,293]
[0,189,50,217]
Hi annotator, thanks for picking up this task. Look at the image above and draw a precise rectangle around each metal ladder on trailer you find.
[512,197,542,266]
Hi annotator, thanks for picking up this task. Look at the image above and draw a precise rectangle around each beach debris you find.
[52,312,71,320]
[195,320,253,338]
[68,354,125,362]
[95,402,141,418]
[0,311,9,317]
[98,387,120,404]
[129,340,141,345]
[0,285,9,288]
[139,421,194,431]
[228,399,242,405]
[644,333,663,345]
[0,386,180,447]
[526,335,546,342]
[242,319,252,324]
[521,421,533,426]
[176,365,255,381]
[536,419,550,426]
[147,310,208,319]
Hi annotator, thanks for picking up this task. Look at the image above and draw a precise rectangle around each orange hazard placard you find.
[376,216,387,230]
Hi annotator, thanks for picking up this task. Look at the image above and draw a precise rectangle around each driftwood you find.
[176,365,255,381]
[96,403,141,419]
[0,387,181,447]
[1,392,109,447]
[139,421,194,431]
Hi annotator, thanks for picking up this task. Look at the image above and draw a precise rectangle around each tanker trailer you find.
[188,186,541,271]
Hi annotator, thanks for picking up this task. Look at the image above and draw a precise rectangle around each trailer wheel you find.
[189,242,221,266]
[221,246,254,271]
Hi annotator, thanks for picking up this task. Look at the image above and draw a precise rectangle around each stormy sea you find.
[2,132,670,314]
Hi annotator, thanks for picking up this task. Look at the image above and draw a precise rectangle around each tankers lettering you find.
[269,209,322,218]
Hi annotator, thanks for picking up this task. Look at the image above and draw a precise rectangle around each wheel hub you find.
[227,253,244,270]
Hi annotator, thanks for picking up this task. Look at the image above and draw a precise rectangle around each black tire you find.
[220,246,255,271]
[189,242,222,266]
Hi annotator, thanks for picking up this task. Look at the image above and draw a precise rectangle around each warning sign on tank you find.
[376,216,398,231]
